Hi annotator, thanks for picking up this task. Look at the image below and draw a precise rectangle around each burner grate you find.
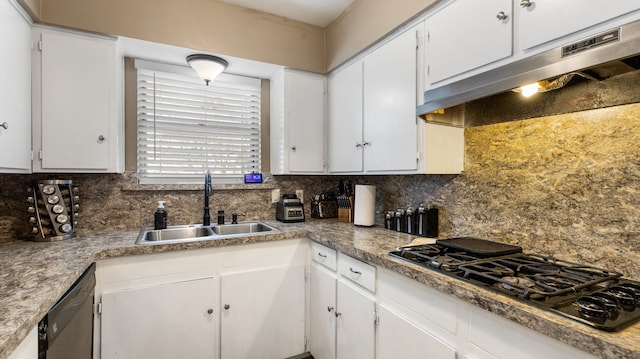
[389,241,640,331]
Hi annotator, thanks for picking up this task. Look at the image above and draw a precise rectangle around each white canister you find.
[354,185,376,226]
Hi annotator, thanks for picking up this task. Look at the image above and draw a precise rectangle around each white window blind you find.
[136,60,261,184]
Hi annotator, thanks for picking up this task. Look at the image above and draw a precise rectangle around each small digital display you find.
[244,173,263,183]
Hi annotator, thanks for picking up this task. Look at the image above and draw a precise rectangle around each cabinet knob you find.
[520,0,533,8]
[327,306,334,312]
[0,122,7,130]
[98,135,105,141]
[335,311,341,318]
[224,304,230,310]
[207,309,213,314]
[496,11,508,20]
[291,145,296,151]
[355,143,362,148]
[362,141,370,147]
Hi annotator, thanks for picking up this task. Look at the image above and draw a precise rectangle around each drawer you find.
[311,242,337,270]
[338,252,376,292]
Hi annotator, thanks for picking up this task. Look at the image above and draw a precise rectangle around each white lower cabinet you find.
[100,277,218,359]
[94,239,308,359]
[309,245,376,359]
[377,305,455,359]
[377,267,597,359]
[220,265,306,359]
[8,327,37,359]
[309,263,337,359]
[336,279,376,359]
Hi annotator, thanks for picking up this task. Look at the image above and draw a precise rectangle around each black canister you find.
[426,205,439,238]
[395,208,406,232]
[405,207,414,234]
[416,203,438,237]
[416,204,427,237]
[385,211,394,230]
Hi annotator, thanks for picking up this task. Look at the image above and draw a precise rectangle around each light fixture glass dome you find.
[186,54,229,86]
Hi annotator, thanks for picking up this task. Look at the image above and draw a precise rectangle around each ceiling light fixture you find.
[186,54,229,86]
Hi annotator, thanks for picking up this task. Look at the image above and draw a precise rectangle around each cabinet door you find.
[377,305,456,359]
[426,0,512,84]
[328,61,364,173]
[37,29,117,171]
[363,27,418,173]
[220,265,305,359]
[286,72,326,173]
[310,263,337,359]
[8,327,37,359]
[0,0,31,173]
[100,277,217,359]
[336,280,375,359]
[519,0,640,50]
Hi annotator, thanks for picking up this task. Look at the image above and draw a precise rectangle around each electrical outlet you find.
[271,189,281,203]
[295,189,304,203]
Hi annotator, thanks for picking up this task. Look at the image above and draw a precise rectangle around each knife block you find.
[337,196,353,223]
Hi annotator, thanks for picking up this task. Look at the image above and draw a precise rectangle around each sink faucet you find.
[203,170,213,226]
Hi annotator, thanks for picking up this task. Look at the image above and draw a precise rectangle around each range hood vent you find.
[417,18,640,116]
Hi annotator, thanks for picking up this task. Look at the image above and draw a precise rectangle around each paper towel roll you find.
[354,185,376,226]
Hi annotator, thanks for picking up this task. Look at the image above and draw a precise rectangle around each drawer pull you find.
[349,267,361,275]
[318,252,327,258]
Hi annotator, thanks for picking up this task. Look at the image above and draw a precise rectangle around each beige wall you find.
[325,0,438,71]
[17,0,41,19]
[33,0,325,73]
[23,0,438,74]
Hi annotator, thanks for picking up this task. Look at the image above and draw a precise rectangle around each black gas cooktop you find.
[389,237,640,332]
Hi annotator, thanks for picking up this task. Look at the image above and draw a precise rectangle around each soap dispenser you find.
[154,201,167,230]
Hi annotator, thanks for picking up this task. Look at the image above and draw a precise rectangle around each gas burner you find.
[429,253,477,271]
[459,260,515,281]
[389,239,640,331]
[533,273,584,291]
[606,286,637,308]
[399,244,441,257]
[496,276,536,294]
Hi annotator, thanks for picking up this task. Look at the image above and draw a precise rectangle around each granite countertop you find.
[1,220,639,359]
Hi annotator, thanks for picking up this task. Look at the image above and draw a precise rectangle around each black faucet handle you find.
[231,212,246,224]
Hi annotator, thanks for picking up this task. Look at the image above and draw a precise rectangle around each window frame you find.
[133,59,263,185]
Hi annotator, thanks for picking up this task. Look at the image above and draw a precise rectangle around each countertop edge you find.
[1,221,638,359]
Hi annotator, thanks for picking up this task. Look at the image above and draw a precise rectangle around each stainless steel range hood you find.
[417,18,640,116]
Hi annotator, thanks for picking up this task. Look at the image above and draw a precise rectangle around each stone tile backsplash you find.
[1,103,639,277]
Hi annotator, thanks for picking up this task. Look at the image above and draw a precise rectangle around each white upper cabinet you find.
[363,27,418,173]
[0,0,31,173]
[328,26,420,174]
[518,0,640,50]
[32,26,123,173]
[424,0,640,90]
[425,0,513,85]
[270,69,327,174]
[327,60,364,173]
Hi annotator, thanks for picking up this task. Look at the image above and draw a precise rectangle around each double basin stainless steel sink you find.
[135,222,278,245]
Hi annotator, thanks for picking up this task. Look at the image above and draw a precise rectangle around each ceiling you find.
[219,0,355,27]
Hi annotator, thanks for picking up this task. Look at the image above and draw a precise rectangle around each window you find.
[135,60,261,184]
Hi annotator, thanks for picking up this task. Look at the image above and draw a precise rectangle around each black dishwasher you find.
[38,263,96,359]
